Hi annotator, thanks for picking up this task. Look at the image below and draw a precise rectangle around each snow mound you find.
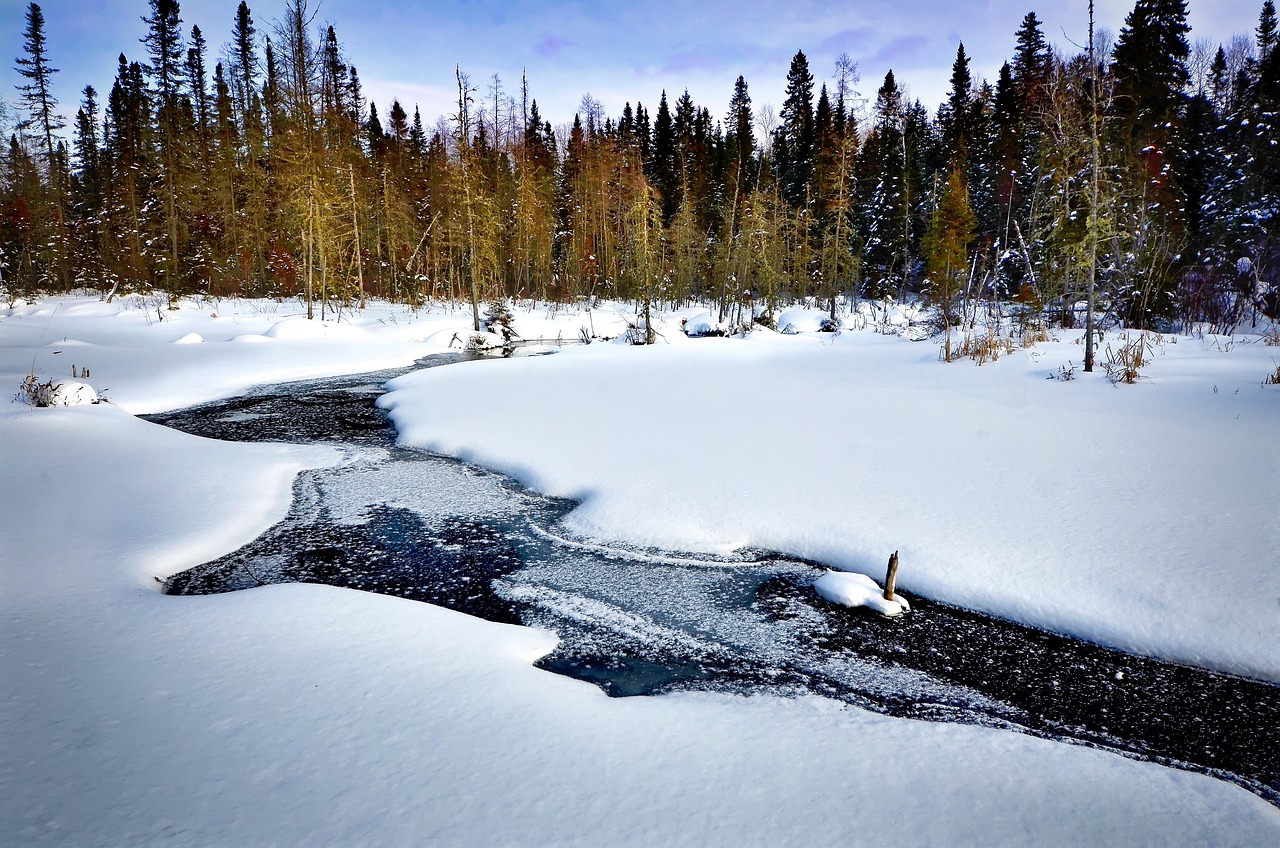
[36,379,99,407]
[173,332,204,344]
[682,311,723,337]
[263,318,374,341]
[463,330,508,350]
[777,308,834,334]
[814,571,911,616]
[898,325,931,342]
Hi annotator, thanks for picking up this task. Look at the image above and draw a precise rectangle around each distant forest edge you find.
[5,0,1280,332]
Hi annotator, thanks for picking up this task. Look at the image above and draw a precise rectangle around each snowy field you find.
[2,293,1278,845]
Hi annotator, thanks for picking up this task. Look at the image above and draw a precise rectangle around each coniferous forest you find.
[4,0,1280,332]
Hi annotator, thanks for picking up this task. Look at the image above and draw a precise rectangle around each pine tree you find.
[1011,12,1051,113]
[650,91,679,222]
[186,26,211,176]
[726,75,754,183]
[1258,1,1278,63]
[1112,0,1191,132]
[13,3,63,179]
[230,2,257,119]
[776,50,815,207]
[860,71,908,298]
[940,42,974,166]
[142,0,187,293]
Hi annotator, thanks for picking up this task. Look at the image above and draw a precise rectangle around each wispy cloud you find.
[536,33,573,57]
[867,35,931,68]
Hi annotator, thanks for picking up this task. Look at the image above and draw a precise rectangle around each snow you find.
[2,294,1278,845]
[815,570,911,616]
[380,325,1280,683]
[776,307,831,333]
[681,309,723,336]
[33,378,98,407]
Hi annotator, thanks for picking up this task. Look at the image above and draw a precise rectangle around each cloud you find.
[536,33,573,57]
[817,27,878,56]
[867,35,932,68]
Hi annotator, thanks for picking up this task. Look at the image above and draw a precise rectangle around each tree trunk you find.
[883,550,900,601]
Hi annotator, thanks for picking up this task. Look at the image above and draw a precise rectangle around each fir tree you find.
[13,3,62,177]
[1112,0,1191,132]
[726,75,754,182]
[940,42,973,167]
[776,50,815,207]
[651,91,679,222]
[1258,1,1278,63]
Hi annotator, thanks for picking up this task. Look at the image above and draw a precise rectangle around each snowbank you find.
[263,316,376,340]
[1,295,1277,845]
[2,399,1276,846]
[381,329,1280,682]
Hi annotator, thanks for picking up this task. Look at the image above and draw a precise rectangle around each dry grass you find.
[1019,324,1053,347]
[949,331,1017,364]
[1103,332,1160,384]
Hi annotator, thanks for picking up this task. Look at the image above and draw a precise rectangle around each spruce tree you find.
[1258,1,1278,63]
[13,3,62,178]
[651,91,679,222]
[777,50,815,207]
[1112,0,1191,132]
[940,43,973,167]
[726,75,754,189]
[142,0,187,291]
[860,71,908,298]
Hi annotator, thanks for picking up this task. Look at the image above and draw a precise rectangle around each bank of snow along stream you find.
[148,356,1280,807]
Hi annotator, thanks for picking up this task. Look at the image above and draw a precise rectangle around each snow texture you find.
[380,321,1280,683]
[1,295,1278,845]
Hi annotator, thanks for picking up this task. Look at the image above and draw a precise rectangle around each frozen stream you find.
[147,355,1280,806]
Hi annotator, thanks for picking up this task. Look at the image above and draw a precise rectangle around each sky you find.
[1,0,1269,142]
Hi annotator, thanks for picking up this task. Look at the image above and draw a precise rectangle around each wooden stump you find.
[883,550,899,601]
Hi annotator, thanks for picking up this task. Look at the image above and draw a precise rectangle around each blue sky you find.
[2,0,1268,140]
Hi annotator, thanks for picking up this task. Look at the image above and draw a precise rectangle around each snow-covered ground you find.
[2,293,1278,845]
[382,309,1280,682]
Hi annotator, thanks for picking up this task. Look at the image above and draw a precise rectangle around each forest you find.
[4,0,1279,335]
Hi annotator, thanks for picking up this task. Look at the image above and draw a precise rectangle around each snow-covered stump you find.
[814,566,911,618]
[884,550,900,602]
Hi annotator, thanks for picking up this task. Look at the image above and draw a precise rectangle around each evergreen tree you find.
[776,50,815,207]
[727,76,754,174]
[1258,1,1278,64]
[940,42,974,166]
[1112,0,1191,132]
[13,3,63,178]
[142,0,187,290]
[650,91,679,222]
[1011,12,1051,112]
[860,71,908,297]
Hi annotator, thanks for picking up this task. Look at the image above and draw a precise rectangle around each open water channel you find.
[146,351,1280,806]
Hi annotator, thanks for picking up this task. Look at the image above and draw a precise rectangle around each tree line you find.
[4,0,1279,332]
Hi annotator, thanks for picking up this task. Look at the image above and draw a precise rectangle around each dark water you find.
[146,358,1280,806]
